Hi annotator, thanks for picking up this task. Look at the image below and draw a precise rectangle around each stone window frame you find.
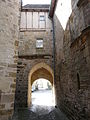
[36,38,44,48]
[39,15,45,21]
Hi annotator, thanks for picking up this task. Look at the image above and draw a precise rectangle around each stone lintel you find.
[21,9,49,12]
[18,54,53,59]
[20,29,46,32]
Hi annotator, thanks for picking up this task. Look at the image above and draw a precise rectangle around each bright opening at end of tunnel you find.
[31,79,55,106]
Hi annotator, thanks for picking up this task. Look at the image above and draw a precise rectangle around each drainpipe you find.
[21,0,22,10]
[49,0,58,106]
[49,16,56,85]
[52,18,56,85]
[49,16,56,106]
[49,0,58,85]
[51,17,57,106]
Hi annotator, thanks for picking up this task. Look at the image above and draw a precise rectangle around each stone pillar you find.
[0,0,20,120]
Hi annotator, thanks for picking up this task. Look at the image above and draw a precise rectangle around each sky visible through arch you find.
[22,0,72,29]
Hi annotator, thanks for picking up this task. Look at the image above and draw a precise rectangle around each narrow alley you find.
[12,89,69,120]
[0,0,90,120]
[12,106,69,120]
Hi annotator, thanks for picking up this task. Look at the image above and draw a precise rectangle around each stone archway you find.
[28,63,54,107]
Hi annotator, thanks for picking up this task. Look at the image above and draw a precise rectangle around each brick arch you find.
[28,62,54,107]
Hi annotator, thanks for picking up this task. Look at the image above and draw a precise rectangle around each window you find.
[77,73,80,90]
[36,39,43,48]
[40,15,45,21]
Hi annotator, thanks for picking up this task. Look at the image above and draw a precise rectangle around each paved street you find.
[12,90,69,120]
[32,89,55,107]
[12,106,69,120]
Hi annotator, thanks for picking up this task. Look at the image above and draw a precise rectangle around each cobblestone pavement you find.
[12,105,69,120]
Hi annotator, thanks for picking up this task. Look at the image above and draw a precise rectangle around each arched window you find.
[77,73,80,90]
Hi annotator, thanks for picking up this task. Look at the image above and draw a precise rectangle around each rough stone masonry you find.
[0,0,90,120]
[0,0,20,120]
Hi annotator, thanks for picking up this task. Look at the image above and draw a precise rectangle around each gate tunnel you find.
[28,63,54,107]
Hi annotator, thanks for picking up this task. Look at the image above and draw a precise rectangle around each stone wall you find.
[58,0,90,120]
[0,0,20,120]
[19,31,53,56]
[53,15,64,105]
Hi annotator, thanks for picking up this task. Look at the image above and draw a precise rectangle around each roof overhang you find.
[21,9,49,12]
[49,0,58,19]
[21,4,50,12]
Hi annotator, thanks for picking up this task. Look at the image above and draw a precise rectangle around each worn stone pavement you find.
[11,105,69,120]
[12,90,69,120]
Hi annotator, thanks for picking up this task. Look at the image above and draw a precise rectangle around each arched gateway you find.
[28,63,54,107]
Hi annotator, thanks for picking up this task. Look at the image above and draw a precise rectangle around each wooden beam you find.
[49,0,58,18]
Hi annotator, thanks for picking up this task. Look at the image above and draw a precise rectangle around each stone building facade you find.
[0,0,20,120]
[15,4,64,107]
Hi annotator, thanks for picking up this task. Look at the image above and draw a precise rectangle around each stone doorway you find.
[28,63,54,107]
